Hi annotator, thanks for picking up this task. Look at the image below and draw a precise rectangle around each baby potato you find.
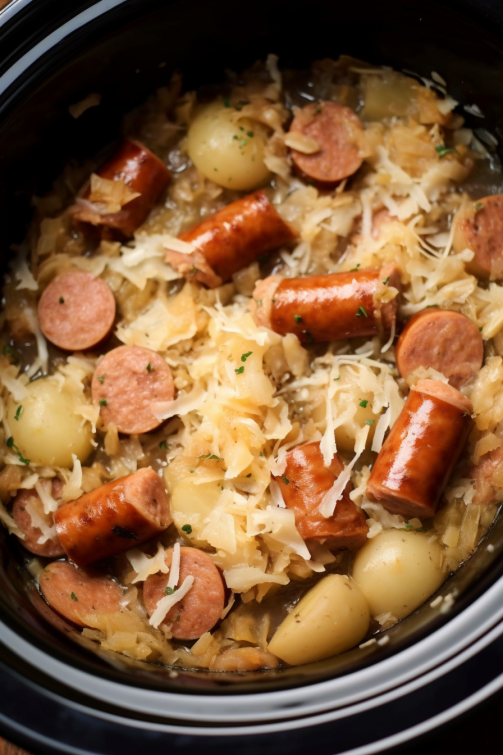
[187,100,271,191]
[352,530,445,620]
[268,574,370,666]
[7,377,93,468]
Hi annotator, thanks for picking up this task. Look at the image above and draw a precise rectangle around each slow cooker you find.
[2,0,503,752]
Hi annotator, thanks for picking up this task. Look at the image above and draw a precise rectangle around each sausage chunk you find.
[39,561,122,627]
[452,194,503,279]
[468,446,503,506]
[395,309,483,389]
[143,546,225,640]
[166,190,298,287]
[72,139,170,238]
[12,479,65,557]
[273,442,368,550]
[250,264,400,344]
[92,345,174,435]
[38,271,116,352]
[288,101,364,185]
[54,468,171,567]
[367,379,473,519]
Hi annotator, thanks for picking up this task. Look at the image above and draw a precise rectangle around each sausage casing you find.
[274,442,368,550]
[169,189,298,286]
[72,139,170,238]
[252,265,399,344]
[366,379,473,519]
[54,468,171,567]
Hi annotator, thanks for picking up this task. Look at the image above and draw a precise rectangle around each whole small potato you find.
[352,529,444,620]
[268,574,370,666]
[187,100,271,191]
[7,378,93,468]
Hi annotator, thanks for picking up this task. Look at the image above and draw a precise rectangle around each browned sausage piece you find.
[395,309,483,389]
[166,190,298,287]
[72,139,170,238]
[467,446,503,506]
[367,379,473,519]
[13,479,65,557]
[38,271,116,351]
[250,264,400,344]
[54,468,171,567]
[452,195,503,280]
[273,442,368,550]
[143,546,225,640]
[288,101,365,185]
[91,345,174,434]
[39,561,123,627]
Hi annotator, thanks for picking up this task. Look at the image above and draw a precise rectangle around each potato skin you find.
[268,574,370,665]
[352,530,445,620]
[7,378,93,467]
[187,101,271,191]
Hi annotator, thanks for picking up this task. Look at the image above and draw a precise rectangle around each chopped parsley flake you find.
[404,523,414,530]
[435,144,456,158]
[356,306,368,318]
[359,400,368,408]
[383,276,390,285]
[416,526,427,532]
[14,405,23,421]
[70,592,78,601]
[233,134,239,140]
[350,264,361,272]
[146,363,152,372]
[475,202,484,211]
[246,130,254,137]
[240,139,248,147]
[235,365,245,374]
[365,419,375,425]
[479,327,483,333]
[241,351,253,362]
[281,475,290,485]
[333,376,340,381]
[259,451,264,457]
[294,314,302,323]
[239,126,244,131]
[98,375,104,384]
[159,441,167,450]
[165,586,176,596]
[6,437,30,465]
[59,296,65,304]
[181,524,192,534]
[99,399,108,406]
[198,453,224,461]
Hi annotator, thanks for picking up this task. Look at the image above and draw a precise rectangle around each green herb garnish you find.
[333,376,340,381]
[435,144,456,158]
[356,306,368,318]
[365,419,375,425]
[14,405,23,421]
[165,586,176,596]
[181,524,192,534]
[241,351,253,362]
[99,399,108,406]
[350,264,361,272]
[98,375,104,384]
[294,314,302,323]
[159,441,167,450]
[223,97,230,108]
[198,453,224,461]
[383,276,390,285]
[6,437,30,465]
[146,363,152,372]
[2,344,21,363]
[359,400,368,408]
[70,592,78,601]
[282,475,290,485]
[246,130,254,137]
[235,365,245,374]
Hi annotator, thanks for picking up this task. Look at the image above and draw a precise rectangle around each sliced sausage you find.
[452,194,503,279]
[38,271,116,352]
[367,379,473,519]
[143,546,225,640]
[288,101,364,185]
[72,139,170,238]
[166,190,298,287]
[91,345,174,434]
[273,442,368,550]
[250,264,400,344]
[468,446,503,506]
[12,479,65,557]
[395,309,483,389]
[54,468,171,567]
[39,560,123,627]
